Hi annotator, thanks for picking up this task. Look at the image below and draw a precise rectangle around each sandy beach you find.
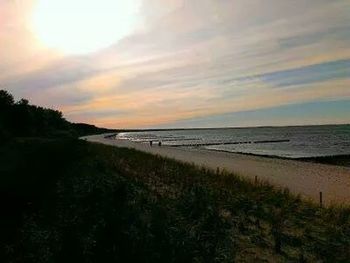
[83,134,350,205]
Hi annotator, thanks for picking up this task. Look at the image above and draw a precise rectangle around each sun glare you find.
[31,0,140,54]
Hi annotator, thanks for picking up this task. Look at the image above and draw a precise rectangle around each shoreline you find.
[104,132,350,167]
[84,134,350,205]
[203,148,350,167]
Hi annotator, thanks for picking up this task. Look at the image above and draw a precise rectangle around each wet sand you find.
[83,134,350,205]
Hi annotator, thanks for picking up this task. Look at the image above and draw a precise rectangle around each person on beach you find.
[158,141,162,147]
[150,140,153,147]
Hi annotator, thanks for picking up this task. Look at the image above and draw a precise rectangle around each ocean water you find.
[116,125,350,158]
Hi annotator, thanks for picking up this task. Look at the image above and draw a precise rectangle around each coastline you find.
[205,148,350,167]
[298,154,350,167]
[83,134,350,205]
[103,132,350,167]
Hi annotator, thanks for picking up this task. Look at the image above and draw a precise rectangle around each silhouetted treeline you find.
[0,90,115,139]
[71,123,116,137]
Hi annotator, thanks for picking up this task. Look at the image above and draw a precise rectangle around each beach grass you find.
[1,138,350,262]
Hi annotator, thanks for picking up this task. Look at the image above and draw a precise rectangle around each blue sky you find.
[162,100,350,128]
[0,0,349,128]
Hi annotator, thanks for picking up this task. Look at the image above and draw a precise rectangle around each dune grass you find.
[1,138,350,262]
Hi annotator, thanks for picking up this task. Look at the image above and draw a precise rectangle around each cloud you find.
[1,0,350,128]
[163,100,350,129]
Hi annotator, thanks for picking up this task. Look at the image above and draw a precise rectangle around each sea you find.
[116,125,350,159]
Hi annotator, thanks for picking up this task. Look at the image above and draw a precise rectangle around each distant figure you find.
[150,140,153,147]
[158,141,162,147]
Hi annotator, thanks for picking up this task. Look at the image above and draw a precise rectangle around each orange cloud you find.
[2,0,350,128]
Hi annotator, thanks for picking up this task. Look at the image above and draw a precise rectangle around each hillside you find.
[0,90,115,139]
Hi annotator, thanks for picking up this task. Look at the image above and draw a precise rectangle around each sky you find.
[1,0,350,128]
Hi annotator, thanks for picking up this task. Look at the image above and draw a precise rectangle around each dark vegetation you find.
[1,139,350,262]
[0,90,115,140]
[1,89,350,262]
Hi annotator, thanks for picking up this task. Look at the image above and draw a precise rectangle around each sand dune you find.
[83,134,350,205]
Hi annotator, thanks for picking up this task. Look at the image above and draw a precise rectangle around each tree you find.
[17,99,29,106]
[0,89,112,138]
[0,90,14,108]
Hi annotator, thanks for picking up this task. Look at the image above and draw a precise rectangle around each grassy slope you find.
[1,139,350,262]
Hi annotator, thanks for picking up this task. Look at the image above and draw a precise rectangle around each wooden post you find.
[255,176,258,185]
[319,192,323,208]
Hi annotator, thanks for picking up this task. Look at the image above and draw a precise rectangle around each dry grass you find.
[1,139,350,262]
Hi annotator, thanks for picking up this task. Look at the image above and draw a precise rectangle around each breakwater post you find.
[319,192,323,208]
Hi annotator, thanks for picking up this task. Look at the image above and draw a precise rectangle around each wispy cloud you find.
[1,0,349,128]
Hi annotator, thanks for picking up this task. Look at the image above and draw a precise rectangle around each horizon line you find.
[110,123,350,132]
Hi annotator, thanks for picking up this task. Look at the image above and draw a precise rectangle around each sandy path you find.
[83,134,350,205]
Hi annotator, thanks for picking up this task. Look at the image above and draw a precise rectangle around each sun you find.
[31,0,140,55]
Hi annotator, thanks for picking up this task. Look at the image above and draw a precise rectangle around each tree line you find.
[0,89,115,139]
